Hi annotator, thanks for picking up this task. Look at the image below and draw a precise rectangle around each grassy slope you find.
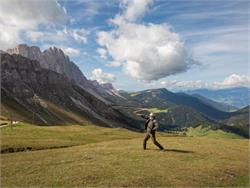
[1,123,140,151]
[186,126,243,139]
[146,107,168,113]
[1,123,249,187]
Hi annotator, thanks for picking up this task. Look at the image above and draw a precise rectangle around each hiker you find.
[139,112,164,150]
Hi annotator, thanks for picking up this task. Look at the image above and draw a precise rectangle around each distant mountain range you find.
[106,88,249,137]
[1,44,249,138]
[186,94,238,112]
[185,87,250,109]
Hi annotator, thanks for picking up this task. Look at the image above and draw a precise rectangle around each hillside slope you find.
[109,88,230,120]
[223,106,249,138]
[106,89,249,137]
[189,94,238,112]
[107,88,230,129]
[1,53,137,129]
[6,44,112,103]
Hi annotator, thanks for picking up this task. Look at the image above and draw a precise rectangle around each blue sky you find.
[0,0,249,91]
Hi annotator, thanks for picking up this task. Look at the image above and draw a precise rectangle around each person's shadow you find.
[147,148,194,153]
[164,148,194,153]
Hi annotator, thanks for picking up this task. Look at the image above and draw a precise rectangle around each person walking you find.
[140,112,164,150]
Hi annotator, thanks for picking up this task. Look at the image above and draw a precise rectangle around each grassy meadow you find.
[186,126,243,139]
[147,107,169,113]
[1,123,249,187]
[1,123,140,152]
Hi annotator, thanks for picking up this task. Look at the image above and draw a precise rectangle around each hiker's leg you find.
[151,131,164,150]
[143,133,150,150]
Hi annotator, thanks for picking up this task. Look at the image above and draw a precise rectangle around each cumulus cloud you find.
[90,68,116,84]
[116,0,153,22]
[0,0,67,49]
[97,48,107,59]
[0,25,20,48]
[97,0,196,82]
[213,74,250,88]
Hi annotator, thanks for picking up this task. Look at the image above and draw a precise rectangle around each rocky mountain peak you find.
[100,83,115,91]
[6,44,112,104]
[44,46,66,57]
[89,80,120,97]
[1,53,131,128]
[7,44,41,59]
[6,44,87,86]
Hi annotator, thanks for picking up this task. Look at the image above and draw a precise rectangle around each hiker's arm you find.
[136,113,149,119]
[140,114,149,119]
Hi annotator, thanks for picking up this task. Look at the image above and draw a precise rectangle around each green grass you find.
[1,123,140,151]
[147,107,168,113]
[1,123,249,187]
[186,126,243,139]
[130,92,140,97]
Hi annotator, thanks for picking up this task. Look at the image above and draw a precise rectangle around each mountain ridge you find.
[6,44,113,103]
[1,53,139,129]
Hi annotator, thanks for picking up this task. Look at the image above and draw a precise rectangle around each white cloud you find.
[64,28,89,44]
[26,31,45,42]
[0,0,67,49]
[192,31,248,57]
[182,25,248,38]
[213,74,250,88]
[159,74,250,90]
[71,1,107,22]
[173,9,248,21]
[119,0,153,22]
[90,68,116,84]
[160,80,209,89]
[97,48,107,59]
[97,0,196,82]
[26,27,89,46]
[27,30,65,43]
[106,61,122,67]
[62,47,80,56]
[0,25,20,48]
